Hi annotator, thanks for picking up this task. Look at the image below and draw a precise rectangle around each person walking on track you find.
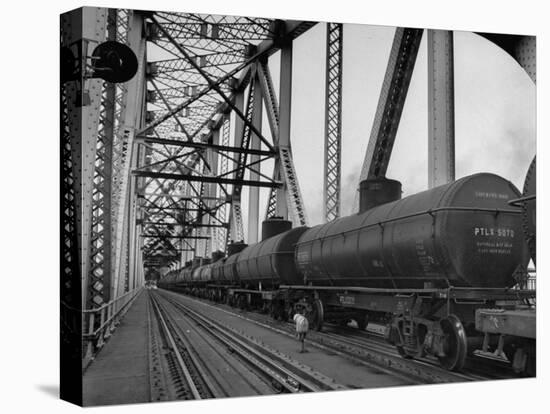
[293,306,309,353]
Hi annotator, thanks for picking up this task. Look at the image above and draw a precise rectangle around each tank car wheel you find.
[309,299,324,331]
[438,314,468,371]
[269,305,278,320]
[356,313,369,331]
[237,295,247,310]
[396,345,414,359]
[286,306,295,322]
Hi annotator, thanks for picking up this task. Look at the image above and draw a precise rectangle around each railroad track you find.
[152,290,347,395]
[148,292,220,400]
[161,290,519,385]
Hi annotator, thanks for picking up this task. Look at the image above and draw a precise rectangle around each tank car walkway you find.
[83,291,149,406]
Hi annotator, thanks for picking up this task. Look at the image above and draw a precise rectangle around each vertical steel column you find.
[207,128,221,252]
[428,30,455,188]
[127,116,146,291]
[218,115,230,251]
[273,39,308,226]
[183,186,193,262]
[113,11,146,299]
[133,69,148,288]
[248,69,263,244]
[229,91,245,242]
[61,8,87,308]
[323,23,343,223]
[61,7,108,308]
[275,42,293,219]
[86,9,116,308]
[60,9,109,391]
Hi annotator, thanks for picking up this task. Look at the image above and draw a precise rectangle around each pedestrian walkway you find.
[83,291,149,406]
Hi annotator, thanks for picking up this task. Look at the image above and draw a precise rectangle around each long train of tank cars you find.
[159,160,536,375]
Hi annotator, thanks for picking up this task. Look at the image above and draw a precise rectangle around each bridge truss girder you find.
[137,14,313,269]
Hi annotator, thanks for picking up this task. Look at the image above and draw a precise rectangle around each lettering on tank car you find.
[474,191,510,200]
[338,295,355,305]
[371,259,384,268]
[474,227,515,238]
[476,240,513,255]
[415,240,435,272]
[395,300,410,313]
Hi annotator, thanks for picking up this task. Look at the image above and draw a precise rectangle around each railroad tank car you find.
[218,242,248,284]
[220,252,242,284]
[295,173,529,289]
[191,266,202,283]
[199,264,213,283]
[210,258,225,284]
[521,156,536,264]
[235,226,309,287]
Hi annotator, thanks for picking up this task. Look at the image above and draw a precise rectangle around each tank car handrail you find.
[295,206,522,244]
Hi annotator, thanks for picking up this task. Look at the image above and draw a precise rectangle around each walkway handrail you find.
[82,287,143,338]
[65,286,144,369]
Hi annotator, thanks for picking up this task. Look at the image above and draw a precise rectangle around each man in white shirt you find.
[293,307,309,353]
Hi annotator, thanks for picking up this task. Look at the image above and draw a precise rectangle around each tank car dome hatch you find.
[296,173,529,289]
[191,257,202,267]
[227,241,248,257]
[359,178,402,213]
[211,250,226,262]
[261,217,293,241]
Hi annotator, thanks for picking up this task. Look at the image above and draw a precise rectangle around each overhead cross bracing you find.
[134,11,315,272]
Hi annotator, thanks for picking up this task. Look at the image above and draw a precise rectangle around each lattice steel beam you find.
[359,28,423,181]
[112,11,147,300]
[137,15,316,258]
[155,16,273,151]
[323,23,343,223]
[136,136,275,156]
[218,116,230,251]
[258,58,281,221]
[85,9,116,308]
[61,8,108,309]
[248,69,263,244]
[277,41,307,226]
[278,147,308,225]
[132,170,281,187]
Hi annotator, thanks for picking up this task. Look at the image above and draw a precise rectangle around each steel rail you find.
[149,294,203,399]
[151,293,224,398]
[157,291,346,393]
[166,291,514,384]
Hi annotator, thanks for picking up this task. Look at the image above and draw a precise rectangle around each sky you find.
[236,22,536,237]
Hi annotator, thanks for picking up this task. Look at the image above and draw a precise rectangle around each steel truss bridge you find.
[61,7,535,321]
